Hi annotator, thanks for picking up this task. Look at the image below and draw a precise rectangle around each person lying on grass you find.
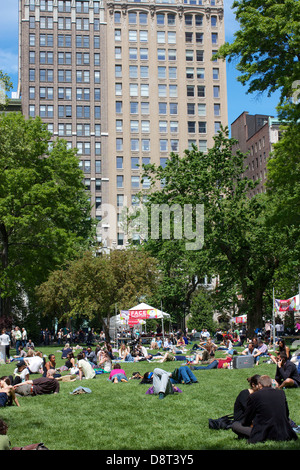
[13,369,60,396]
[190,354,232,370]
[109,363,128,383]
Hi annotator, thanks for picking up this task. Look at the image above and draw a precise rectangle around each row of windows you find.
[114,64,219,81]
[115,123,221,152]
[29,16,101,31]
[115,46,212,63]
[116,47,211,62]
[50,123,102,137]
[114,11,218,28]
[114,88,218,114]
[114,134,212,153]
[115,28,219,45]
[29,51,100,66]
[29,69,101,84]
[116,103,221,129]
[115,146,207,176]
[29,33,100,48]
[29,1,100,14]
[76,142,102,156]
[80,160,101,174]
[114,46,216,62]
[116,120,179,134]
[117,109,220,127]
[114,91,220,115]
[29,87,101,102]
[116,175,151,190]
[115,29,218,52]
[116,138,150,152]
[30,0,217,14]
[28,105,101,119]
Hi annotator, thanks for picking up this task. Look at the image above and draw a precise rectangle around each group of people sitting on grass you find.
[0,333,299,395]
[1,333,300,448]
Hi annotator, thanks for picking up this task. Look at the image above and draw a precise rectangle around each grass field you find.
[1,343,300,451]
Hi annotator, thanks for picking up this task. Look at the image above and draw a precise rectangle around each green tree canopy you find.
[217,0,300,120]
[36,249,160,339]
[0,113,94,317]
[140,128,291,334]
[266,122,300,227]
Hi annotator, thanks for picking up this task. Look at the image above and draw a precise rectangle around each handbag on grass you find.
[208,414,234,430]
[12,442,49,450]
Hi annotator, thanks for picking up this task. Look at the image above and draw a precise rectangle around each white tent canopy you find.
[128,302,171,320]
[109,303,170,335]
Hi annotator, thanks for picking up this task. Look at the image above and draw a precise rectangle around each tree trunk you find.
[103,314,111,343]
[246,288,265,337]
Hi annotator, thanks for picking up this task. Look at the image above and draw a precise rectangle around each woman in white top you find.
[118,343,130,360]
[77,353,96,380]
[24,351,44,374]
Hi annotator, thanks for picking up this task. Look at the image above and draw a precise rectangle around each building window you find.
[187,103,195,115]
[95,197,102,209]
[117,195,124,207]
[188,121,196,133]
[117,233,124,246]
[116,119,123,132]
[213,86,220,98]
[198,121,207,133]
[157,14,165,25]
[139,13,148,25]
[198,103,206,116]
[211,16,217,27]
[116,138,123,151]
[213,68,219,80]
[214,103,220,116]
[131,176,140,188]
[95,160,101,173]
[117,175,124,188]
[212,33,218,45]
[116,156,123,169]
[198,86,205,97]
[131,139,139,152]
[95,179,101,191]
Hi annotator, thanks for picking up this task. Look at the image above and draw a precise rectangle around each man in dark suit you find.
[232,375,298,444]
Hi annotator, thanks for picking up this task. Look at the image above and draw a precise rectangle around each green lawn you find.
[1,344,300,451]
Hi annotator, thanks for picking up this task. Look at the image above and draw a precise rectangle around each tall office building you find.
[18,0,227,250]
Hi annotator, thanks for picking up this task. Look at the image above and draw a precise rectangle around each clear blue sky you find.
[0,0,280,127]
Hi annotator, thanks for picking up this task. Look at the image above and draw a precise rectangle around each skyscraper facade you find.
[18,0,227,250]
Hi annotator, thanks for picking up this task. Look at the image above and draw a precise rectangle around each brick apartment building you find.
[231,111,282,197]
